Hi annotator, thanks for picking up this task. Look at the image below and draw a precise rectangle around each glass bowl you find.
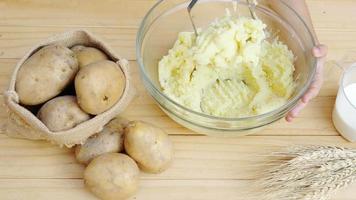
[136,0,317,136]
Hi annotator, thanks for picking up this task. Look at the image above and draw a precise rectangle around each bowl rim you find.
[136,0,317,122]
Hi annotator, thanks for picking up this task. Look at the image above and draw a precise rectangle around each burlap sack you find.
[2,29,135,147]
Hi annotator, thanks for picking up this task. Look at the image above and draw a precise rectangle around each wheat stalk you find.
[255,146,356,200]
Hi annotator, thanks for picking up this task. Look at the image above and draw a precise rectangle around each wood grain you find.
[0,179,355,200]
[1,0,356,199]
[1,134,355,180]
[0,0,355,60]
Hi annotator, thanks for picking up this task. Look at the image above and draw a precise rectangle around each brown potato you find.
[124,121,173,173]
[71,45,108,68]
[16,45,78,105]
[84,153,140,200]
[37,96,90,132]
[75,60,125,115]
[75,118,125,165]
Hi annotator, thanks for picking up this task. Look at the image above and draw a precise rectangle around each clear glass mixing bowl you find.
[136,0,317,136]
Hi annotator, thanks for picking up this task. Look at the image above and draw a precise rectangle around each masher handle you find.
[187,0,199,37]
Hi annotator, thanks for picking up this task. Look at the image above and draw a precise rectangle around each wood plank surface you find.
[2,179,355,200]
[1,134,356,180]
[0,0,356,199]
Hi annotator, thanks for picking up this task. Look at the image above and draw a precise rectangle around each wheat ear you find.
[255,146,356,200]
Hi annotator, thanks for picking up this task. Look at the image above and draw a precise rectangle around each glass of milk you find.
[333,63,356,142]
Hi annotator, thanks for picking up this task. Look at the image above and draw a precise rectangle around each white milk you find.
[333,79,356,142]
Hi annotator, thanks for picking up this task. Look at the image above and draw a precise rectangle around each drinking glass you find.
[333,62,356,142]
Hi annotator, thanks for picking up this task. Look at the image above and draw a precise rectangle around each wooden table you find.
[1,0,356,199]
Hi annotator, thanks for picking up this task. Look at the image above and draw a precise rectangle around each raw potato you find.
[124,121,173,173]
[16,45,78,105]
[75,118,125,165]
[75,60,125,115]
[84,153,140,200]
[37,96,90,132]
[71,45,108,68]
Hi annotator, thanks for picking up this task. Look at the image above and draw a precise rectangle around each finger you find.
[290,102,307,117]
[288,45,328,122]
[302,64,324,103]
[312,44,328,58]
[286,101,307,122]
[302,74,323,103]
[302,49,327,103]
[302,86,321,103]
[285,115,294,122]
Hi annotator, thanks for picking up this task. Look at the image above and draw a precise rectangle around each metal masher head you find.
[246,0,257,19]
[187,0,258,37]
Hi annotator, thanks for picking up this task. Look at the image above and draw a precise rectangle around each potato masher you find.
[187,0,258,37]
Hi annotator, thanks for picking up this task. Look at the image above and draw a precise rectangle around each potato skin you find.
[71,45,108,68]
[37,96,90,132]
[75,118,125,165]
[16,45,78,105]
[75,60,125,115]
[124,121,173,173]
[84,153,140,200]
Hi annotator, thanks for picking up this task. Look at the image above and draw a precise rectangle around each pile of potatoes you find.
[76,119,173,200]
[15,44,125,131]
[15,43,174,200]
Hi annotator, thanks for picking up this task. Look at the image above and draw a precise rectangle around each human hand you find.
[286,44,328,122]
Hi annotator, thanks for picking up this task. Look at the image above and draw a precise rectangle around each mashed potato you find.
[158,14,295,118]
